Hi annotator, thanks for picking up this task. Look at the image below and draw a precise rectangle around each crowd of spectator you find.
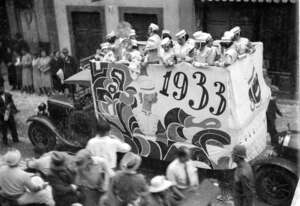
[0,119,255,206]
[0,33,77,96]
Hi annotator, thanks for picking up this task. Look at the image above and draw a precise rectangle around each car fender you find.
[252,156,298,178]
[27,115,78,147]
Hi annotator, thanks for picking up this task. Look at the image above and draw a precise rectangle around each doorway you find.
[67,6,105,59]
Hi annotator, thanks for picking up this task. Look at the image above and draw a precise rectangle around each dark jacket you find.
[0,92,17,121]
[233,161,255,206]
[62,56,77,79]
[48,168,80,206]
[267,98,282,121]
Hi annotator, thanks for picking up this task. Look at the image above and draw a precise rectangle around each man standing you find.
[86,120,131,170]
[166,146,199,200]
[232,145,255,206]
[61,48,77,94]
[0,78,18,145]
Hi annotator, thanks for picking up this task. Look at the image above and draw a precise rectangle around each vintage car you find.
[27,42,298,204]
[253,125,299,205]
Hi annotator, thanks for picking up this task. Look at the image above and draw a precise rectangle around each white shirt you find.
[86,135,131,169]
[1,94,5,102]
[166,158,199,189]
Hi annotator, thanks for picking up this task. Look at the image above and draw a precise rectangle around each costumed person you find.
[94,48,103,61]
[128,60,142,82]
[160,37,176,67]
[129,40,143,63]
[192,31,215,68]
[205,32,221,62]
[148,23,161,44]
[86,120,131,170]
[0,78,18,145]
[101,43,116,63]
[99,152,149,206]
[232,145,255,206]
[0,149,55,206]
[20,47,33,93]
[142,36,162,69]
[166,146,199,200]
[230,26,255,55]
[74,149,113,206]
[31,48,41,94]
[47,151,81,206]
[106,31,118,49]
[129,29,137,40]
[215,31,238,67]
[174,29,194,63]
[148,175,178,206]
[39,49,52,96]
[133,79,160,140]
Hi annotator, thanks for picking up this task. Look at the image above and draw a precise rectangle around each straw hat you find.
[120,152,142,173]
[149,176,173,193]
[4,149,21,166]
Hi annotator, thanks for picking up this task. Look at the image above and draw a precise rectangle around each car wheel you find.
[256,166,297,206]
[28,122,56,151]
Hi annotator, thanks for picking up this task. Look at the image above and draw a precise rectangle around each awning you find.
[64,69,91,87]
[199,0,296,3]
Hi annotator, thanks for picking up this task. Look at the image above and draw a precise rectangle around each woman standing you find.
[21,48,33,93]
[32,49,41,94]
[39,49,52,96]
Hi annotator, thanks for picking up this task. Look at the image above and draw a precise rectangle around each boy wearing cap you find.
[148,23,161,44]
[232,145,255,206]
[192,31,216,68]
[215,31,238,67]
[230,26,254,55]
[160,37,176,67]
[0,78,18,145]
[0,149,54,206]
[174,29,195,63]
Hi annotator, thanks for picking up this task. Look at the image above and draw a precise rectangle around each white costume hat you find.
[145,36,160,51]
[230,26,241,35]
[149,23,159,31]
[149,176,173,193]
[4,149,21,166]
[162,29,171,35]
[131,39,138,47]
[175,29,187,39]
[161,37,171,46]
[221,31,234,43]
[129,29,136,36]
[101,42,110,49]
[106,31,116,39]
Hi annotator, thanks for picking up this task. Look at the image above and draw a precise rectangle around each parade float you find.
[27,42,270,170]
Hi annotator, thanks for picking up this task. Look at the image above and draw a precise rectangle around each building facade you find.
[2,0,298,96]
